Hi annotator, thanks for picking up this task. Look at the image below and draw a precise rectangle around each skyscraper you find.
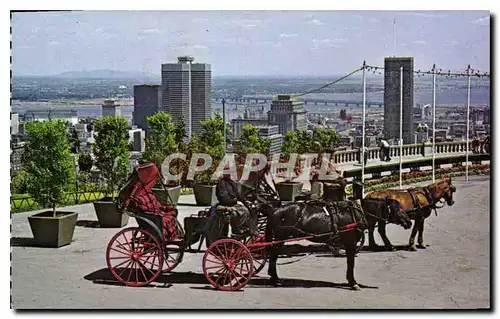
[383,57,414,144]
[268,94,307,135]
[161,56,211,140]
[133,85,161,136]
[102,99,122,118]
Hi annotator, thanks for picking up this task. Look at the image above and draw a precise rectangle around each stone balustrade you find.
[332,141,475,165]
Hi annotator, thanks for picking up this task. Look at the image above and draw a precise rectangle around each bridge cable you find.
[297,67,364,97]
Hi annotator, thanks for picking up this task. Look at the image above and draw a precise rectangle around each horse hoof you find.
[369,245,379,252]
[417,244,426,249]
[386,246,396,251]
[351,284,361,291]
[408,245,417,252]
[269,278,283,287]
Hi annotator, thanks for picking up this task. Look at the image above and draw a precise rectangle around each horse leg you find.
[408,216,420,252]
[267,243,283,286]
[368,223,378,251]
[378,221,394,251]
[417,218,426,249]
[344,237,360,291]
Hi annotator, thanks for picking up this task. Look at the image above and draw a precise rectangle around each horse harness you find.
[406,187,439,216]
[287,200,362,241]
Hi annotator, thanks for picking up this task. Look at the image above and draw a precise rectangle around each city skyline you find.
[11,10,490,77]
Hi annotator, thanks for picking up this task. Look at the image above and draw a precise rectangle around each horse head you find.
[386,198,412,230]
[428,177,456,206]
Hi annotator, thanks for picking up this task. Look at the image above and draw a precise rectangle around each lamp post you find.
[399,66,403,190]
[361,61,366,197]
[465,64,471,182]
[222,98,226,154]
[432,64,436,183]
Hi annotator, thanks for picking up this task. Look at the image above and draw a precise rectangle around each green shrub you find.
[22,120,75,214]
[93,117,131,199]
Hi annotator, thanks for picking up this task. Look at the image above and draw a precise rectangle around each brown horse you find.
[365,177,456,251]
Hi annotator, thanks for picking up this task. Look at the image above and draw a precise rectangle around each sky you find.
[11,10,490,77]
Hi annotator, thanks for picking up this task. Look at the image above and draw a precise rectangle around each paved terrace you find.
[11,176,490,309]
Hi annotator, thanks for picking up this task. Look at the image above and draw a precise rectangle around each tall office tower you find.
[133,85,161,136]
[383,57,414,144]
[161,56,211,140]
[10,112,19,135]
[102,99,122,118]
[268,94,307,135]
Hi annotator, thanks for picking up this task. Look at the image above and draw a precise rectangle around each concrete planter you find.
[152,185,181,205]
[323,183,346,202]
[193,184,217,206]
[28,211,78,248]
[275,182,303,202]
[93,197,129,228]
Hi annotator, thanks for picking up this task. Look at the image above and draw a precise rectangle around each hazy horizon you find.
[11,10,490,77]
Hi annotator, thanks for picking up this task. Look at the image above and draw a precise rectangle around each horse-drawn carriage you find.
[104,161,454,291]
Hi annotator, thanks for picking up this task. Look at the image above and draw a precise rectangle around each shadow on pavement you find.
[76,220,101,228]
[357,244,411,253]
[84,268,378,290]
[11,237,43,248]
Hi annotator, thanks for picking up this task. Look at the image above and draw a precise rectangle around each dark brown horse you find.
[261,200,368,290]
[360,197,413,251]
[365,177,456,251]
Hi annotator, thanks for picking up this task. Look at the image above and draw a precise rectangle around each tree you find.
[68,127,80,153]
[281,131,299,155]
[143,112,177,173]
[239,124,271,156]
[174,114,187,151]
[187,112,225,185]
[22,120,75,214]
[78,153,94,173]
[312,127,340,153]
[11,170,28,194]
[93,117,131,199]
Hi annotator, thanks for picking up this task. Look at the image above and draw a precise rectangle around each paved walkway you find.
[11,176,490,309]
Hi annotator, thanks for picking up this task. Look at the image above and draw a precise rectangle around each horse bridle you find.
[423,183,455,215]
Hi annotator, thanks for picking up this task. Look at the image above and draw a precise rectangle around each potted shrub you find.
[192,168,219,206]
[92,117,131,228]
[188,113,225,206]
[22,121,78,247]
[143,112,182,205]
[237,124,271,192]
[274,154,304,201]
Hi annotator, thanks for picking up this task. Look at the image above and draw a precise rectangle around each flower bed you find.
[345,163,490,195]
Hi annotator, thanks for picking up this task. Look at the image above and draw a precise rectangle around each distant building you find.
[133,85,161,136]
[11,112,19,135]
[232,118,269,139]
[102,100,122,117]
[232,124,283,158]
[129,127,146,153]
[23,109,79,125]
[10,144,24,173]
[257,125,283,156]
[450,123,467,138]
[471,108,486,123]
[161,56,211,140]
[268,94,307,135]
[484,107,490,124]
[383,57,414,144]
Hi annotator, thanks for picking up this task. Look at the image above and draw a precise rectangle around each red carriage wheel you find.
[244,233,268,276]
[202,239,254,291]
[163,242,184,272]
[163,220,185,272]
[106,227,164,287]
